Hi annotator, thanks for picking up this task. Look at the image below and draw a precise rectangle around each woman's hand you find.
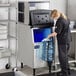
[48,34,52,39]
[47,32,57,38]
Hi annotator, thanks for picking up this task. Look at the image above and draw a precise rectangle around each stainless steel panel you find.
[67,0,76,20]
[68,33,75,59]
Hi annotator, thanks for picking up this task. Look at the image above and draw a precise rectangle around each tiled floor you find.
[0,68,12,73]
[1,65,76,76]
[20,66,33,76]
[19,65,76,76]
[20,65,61,76]
[0,66,49,76]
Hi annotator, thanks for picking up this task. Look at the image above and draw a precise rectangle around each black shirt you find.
[55,17,71,44]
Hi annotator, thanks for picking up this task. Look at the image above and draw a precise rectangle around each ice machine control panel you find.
[30,10,54,27]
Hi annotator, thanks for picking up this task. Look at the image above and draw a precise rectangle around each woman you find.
[48,9,71,76]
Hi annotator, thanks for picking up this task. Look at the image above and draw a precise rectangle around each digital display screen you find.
[33,28,52,42]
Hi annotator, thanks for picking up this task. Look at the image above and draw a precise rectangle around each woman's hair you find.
[51,9,67,20]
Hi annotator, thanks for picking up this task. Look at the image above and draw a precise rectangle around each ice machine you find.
[17,10,54,76]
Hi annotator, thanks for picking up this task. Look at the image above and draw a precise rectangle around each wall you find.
[29,0,67,14]
[50,0,67,14]
[67,0,76,20]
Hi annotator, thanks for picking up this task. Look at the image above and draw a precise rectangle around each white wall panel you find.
[67,0,76,20]
[50,0,66,14]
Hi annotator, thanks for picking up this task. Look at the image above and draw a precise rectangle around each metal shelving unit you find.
[0,0,13,69]
[0,4,10,7]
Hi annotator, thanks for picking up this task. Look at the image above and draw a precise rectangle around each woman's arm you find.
[48,32,57,38]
